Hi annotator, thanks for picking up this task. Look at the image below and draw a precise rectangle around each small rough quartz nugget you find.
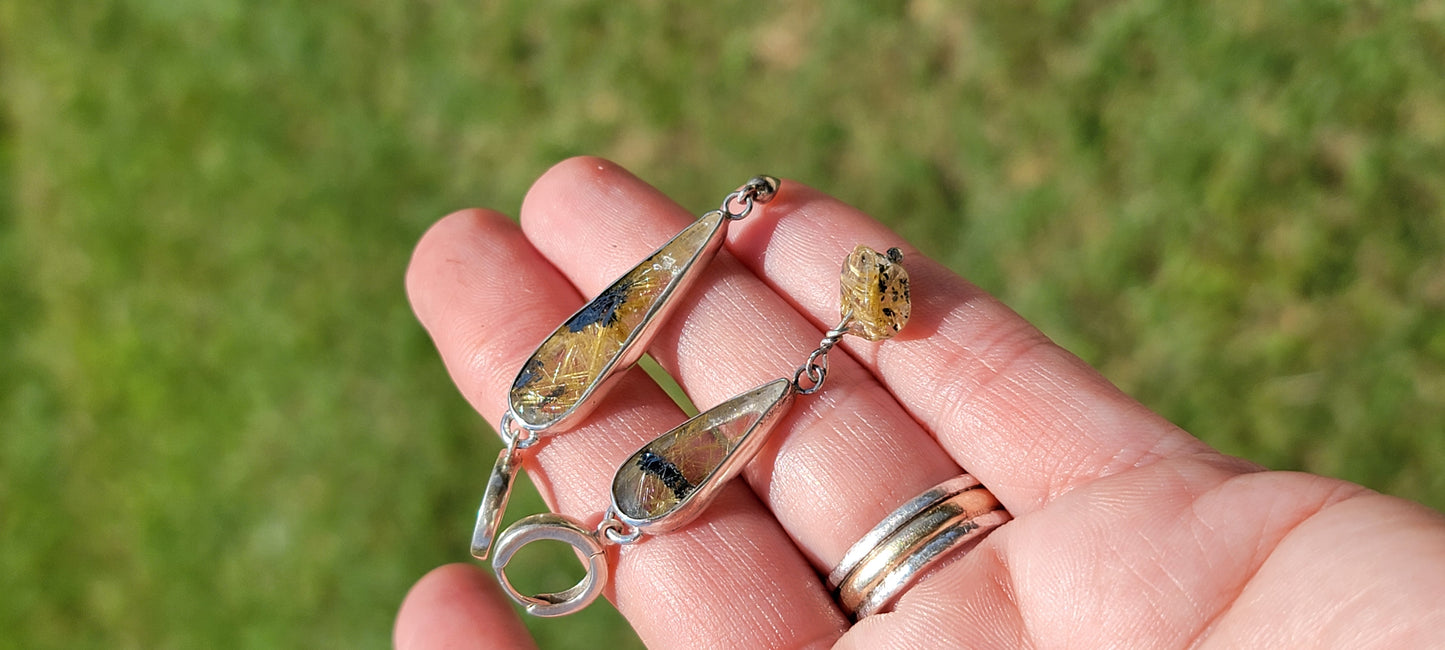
[840,245,911,340]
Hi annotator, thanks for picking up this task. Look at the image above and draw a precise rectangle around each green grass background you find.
[4,1,1444,647]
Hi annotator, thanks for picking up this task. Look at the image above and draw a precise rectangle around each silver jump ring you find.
[793,357,828,395]
[722,192,755,220]
[500,412,541,450]
[597,508,643,545]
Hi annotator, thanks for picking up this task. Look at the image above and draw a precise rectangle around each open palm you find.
[396,158,1445,649]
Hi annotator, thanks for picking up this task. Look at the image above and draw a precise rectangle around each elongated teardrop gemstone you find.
[612,379,795,532]
[509,212,727,431]
[840,245,911,341]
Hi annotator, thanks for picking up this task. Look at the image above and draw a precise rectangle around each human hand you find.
[396,158,1445,649]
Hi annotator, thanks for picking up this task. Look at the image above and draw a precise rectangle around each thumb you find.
[395,563,538,650]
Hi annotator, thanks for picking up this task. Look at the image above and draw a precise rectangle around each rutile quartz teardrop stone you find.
[840,245,911,341]
[612,379,795,531]
[509,211,726,430]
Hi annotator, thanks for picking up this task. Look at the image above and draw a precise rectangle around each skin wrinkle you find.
[742,200,863,295]
[1008,461,1196,647]
[1127,510,1203,643]
[764,378,959,564]
[1013,377,1097,496]
[1183,506,1224,614]
[1114,428,1196,476]
[934,556,1020,647]
[1118,547,1172,641]
[1305,570,1376,645]
[849,346,948,473]
[1188,482,1374,649]
[933,305,1053,386]
[1099,517,1160,642]
[957,337,1195,508]
[940,340,1075,510]
[980,542,1033,649]
[1060,464,1360,647]
[735,541,832,650]
[1150,527,1210,628]
[736,202,927,376]
[935,285,1046,358]
[520,181,1017,635]
[430,256,469,335]
[998,525,1056,647]
[721,184,1243,515]
[613,489,845,648]
[754,248,838,337]
[763,396,885,544]
[1043,407,1162,503]
[670,267,803,385]
[931,335,1052,438]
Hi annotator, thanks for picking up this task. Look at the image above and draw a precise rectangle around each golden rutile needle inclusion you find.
[613,380,792,521]
[840,245,911,341]
[509,212,724,428]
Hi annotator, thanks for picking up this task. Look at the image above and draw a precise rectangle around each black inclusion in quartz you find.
[565,281,631,333]
[512,357,544,390]
[637,450,694,499]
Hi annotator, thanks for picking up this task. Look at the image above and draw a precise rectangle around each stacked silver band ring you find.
[828,475,1012,620]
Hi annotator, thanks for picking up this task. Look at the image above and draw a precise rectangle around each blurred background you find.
[4,1,1444,647]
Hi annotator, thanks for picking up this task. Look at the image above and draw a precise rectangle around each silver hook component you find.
[742,174,781,204]
[470,441,521,560]
[492,513,610,617]
[471,412,538,560]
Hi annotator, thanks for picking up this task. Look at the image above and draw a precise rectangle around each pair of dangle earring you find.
[472,176,912,616]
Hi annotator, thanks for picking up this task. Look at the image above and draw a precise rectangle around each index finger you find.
[724,183,1249,512]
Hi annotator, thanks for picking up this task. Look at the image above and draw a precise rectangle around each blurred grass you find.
[3,1,1444,647]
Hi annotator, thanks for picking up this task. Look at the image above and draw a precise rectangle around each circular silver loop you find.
[721,192,755,220]
[500,412,541,450]
[492,513,610,617]
[596,509,643,545]
[720,175,779,219]
[793,355,829,395]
